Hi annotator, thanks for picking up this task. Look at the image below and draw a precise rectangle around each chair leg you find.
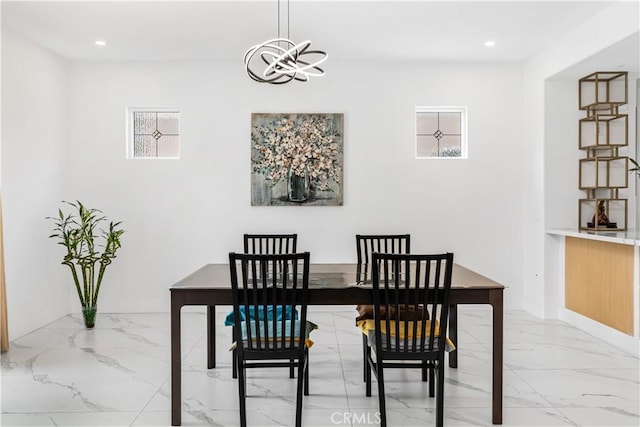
[232,327,237,379]
[422,359,428,381]
[376,358,387,427]
[429,362,435,397]
[436,360,445,427]
[365,354,372,397]
[295,354,305,427]
[290,358,295,378]
[362,334,368,382]
[232,351,238,379]
[237,360,247,427]
[304,347,309,396]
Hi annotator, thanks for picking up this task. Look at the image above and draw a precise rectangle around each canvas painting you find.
[251,113,344,206]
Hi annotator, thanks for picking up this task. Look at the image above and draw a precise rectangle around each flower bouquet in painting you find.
[251,113,344,206]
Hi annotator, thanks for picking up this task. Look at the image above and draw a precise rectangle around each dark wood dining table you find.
[170,263,504,425]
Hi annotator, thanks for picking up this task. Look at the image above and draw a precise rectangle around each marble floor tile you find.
[1,328,74,374]
[445,406,577,426]
[504,342,639,370]
[1,413,59,426]
[514,368,639,408]
[6,411,141,426]
[2,310,639,427]
[343,367,549,411]
[555,406,640,426]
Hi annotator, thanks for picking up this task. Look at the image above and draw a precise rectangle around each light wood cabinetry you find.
[565,236,634,335]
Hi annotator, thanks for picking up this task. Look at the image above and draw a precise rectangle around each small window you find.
[127,108,180,159]
[415,106,467,159]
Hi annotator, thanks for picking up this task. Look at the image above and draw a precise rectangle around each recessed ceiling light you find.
[484,41,496,47]
[94,40,106,47]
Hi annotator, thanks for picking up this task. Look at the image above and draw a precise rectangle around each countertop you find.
[547,228,640,245]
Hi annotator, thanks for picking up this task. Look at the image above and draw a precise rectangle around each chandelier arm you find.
[286,60,325,77]
[245,50,295,84]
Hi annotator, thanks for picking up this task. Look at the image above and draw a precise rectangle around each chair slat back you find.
[356,234,410,264]
[229,252,310,356]
[371,252,453,355]
[244,234,298,255]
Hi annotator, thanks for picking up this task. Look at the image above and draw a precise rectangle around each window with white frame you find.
[415,106,467,159]
[127,108,180,159]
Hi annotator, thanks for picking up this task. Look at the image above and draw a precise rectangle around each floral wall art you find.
[251,113,344,206]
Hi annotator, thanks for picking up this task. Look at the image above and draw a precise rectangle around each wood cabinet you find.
[565,236,634,335]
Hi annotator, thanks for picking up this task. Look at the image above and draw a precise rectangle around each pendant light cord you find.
[277,0,291,40]
[287,0,290,40]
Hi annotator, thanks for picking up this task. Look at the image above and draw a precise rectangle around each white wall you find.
[1,29,72,338]
[544,79,583,230]
[522,1,640,317]
[66,61,524,313]
[637,79,640,232]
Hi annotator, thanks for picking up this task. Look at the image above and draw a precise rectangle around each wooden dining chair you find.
[355,234,410,380]
[229,233,298,378]
[358,252,454,427]
[356,234,410,265]
[229,252,313,427]
[244,233,297,254]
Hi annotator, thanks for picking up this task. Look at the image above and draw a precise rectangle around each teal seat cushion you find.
[224,305,298,327]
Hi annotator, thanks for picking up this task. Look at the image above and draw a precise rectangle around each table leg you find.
[171,295,182,426]
[490,290,504,425]
[207,305,216,369]
[448,304,458,368]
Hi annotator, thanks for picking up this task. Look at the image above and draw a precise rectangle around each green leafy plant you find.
[630,157,640,178]
[48,201,124,328]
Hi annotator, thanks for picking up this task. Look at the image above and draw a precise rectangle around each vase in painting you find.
[287,167,309,202]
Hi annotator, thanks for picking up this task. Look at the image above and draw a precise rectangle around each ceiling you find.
[1,0,635,68]
[551,31,639,79]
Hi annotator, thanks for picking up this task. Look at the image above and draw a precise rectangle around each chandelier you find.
[243,0,328,84]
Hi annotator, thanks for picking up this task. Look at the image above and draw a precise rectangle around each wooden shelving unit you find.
[578,71,629,231]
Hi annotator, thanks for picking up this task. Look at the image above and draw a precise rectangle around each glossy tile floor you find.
[1,306,639,426]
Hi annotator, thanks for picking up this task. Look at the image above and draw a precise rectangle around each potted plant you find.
[48,201,124,328]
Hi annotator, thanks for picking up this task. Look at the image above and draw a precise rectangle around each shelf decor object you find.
[243,0,327,84]
[578,71,629,231]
